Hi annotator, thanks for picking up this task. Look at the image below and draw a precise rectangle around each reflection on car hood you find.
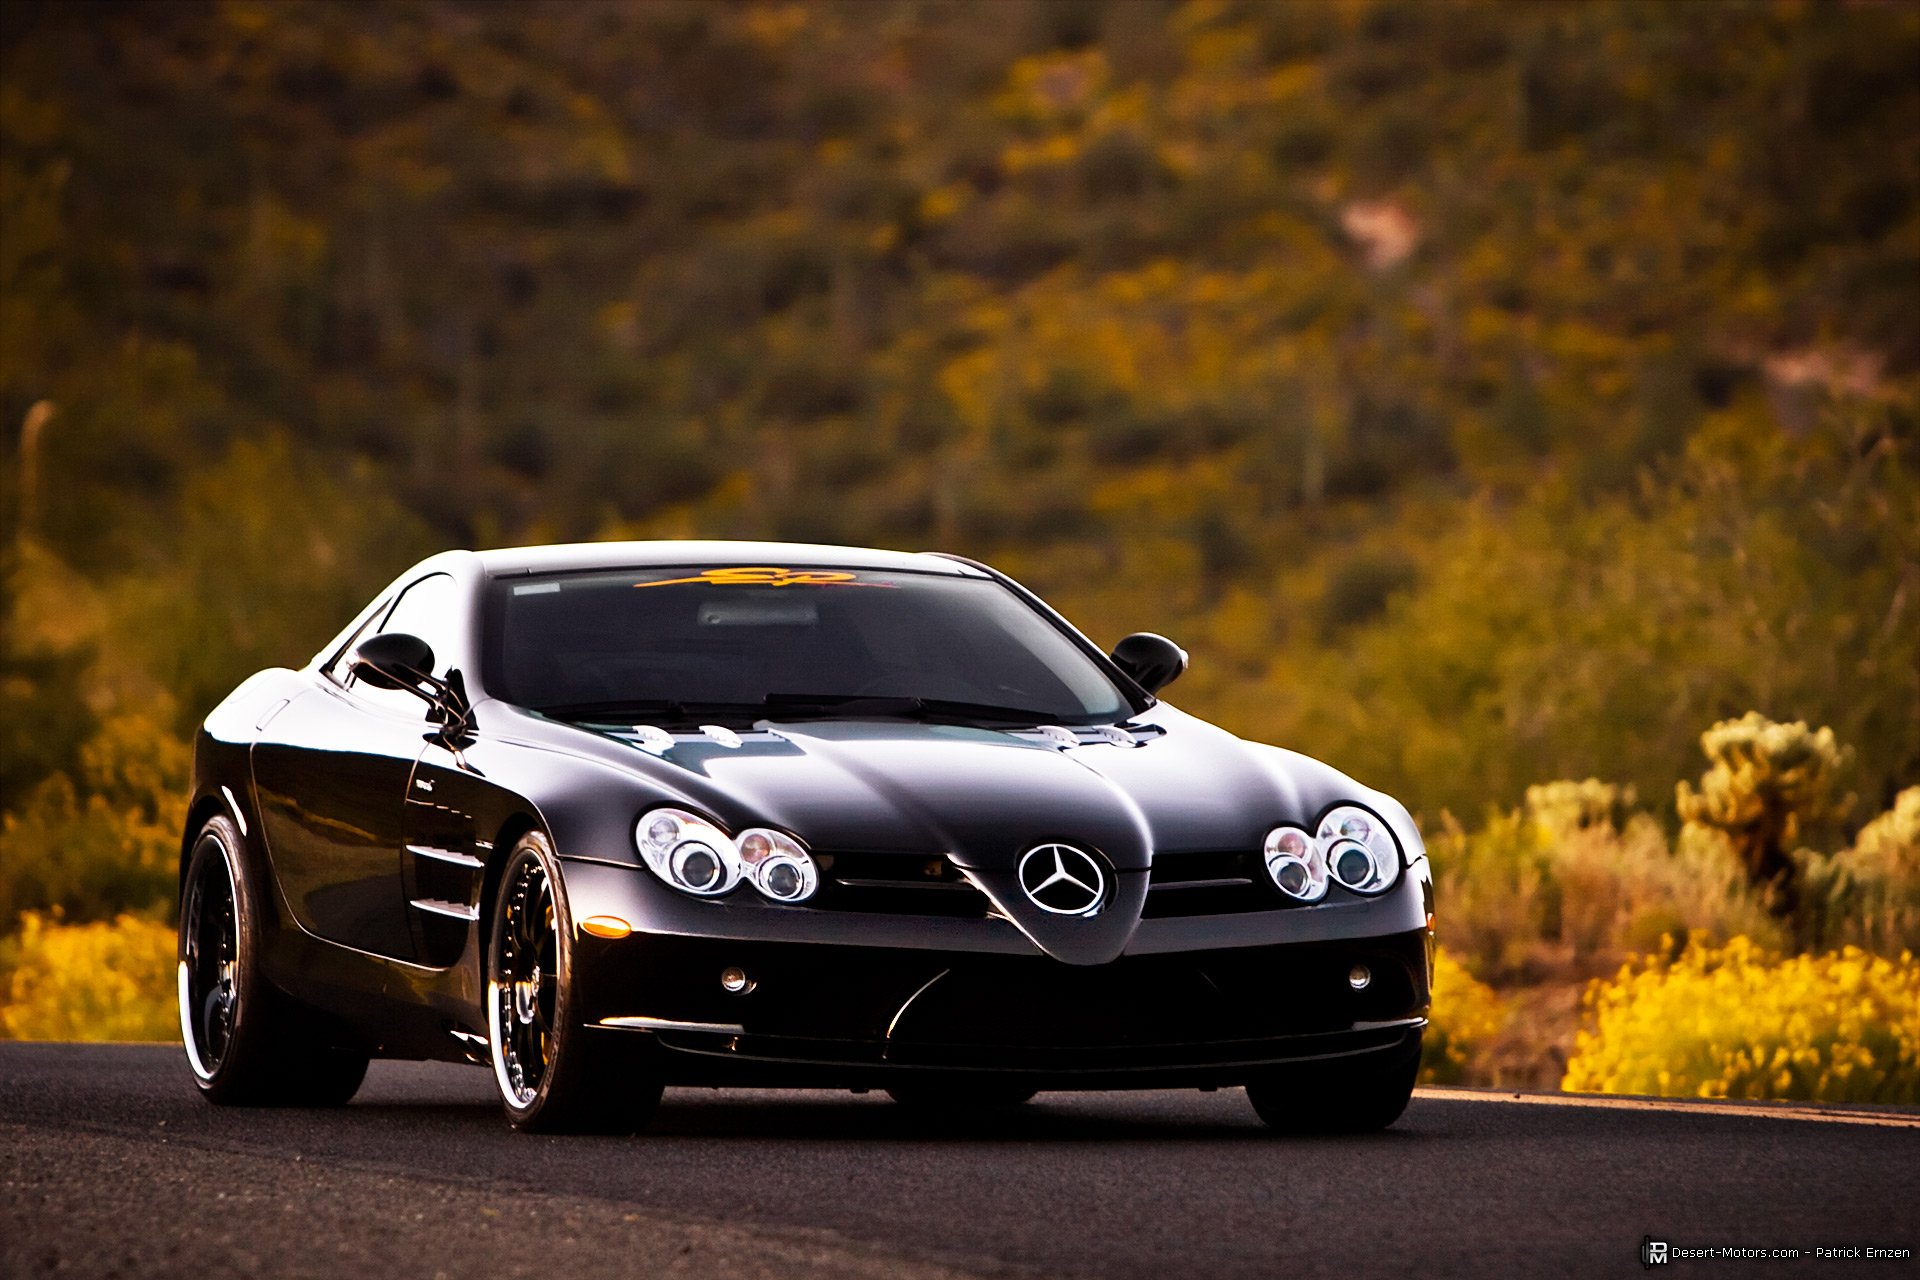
[518,703,1388,965]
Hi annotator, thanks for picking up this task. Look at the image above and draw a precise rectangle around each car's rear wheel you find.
[885,1077,1038,1112]
[487,833,663,1134]
[1245,1035,1421,1134]
[179,815,369,1106]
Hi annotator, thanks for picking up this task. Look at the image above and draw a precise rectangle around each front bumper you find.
[564,859,1431,1088]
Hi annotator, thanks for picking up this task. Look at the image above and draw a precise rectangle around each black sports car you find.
[178,541,1434,1133]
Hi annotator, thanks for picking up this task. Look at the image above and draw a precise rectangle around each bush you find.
[1431,783,1777,985]
[0,912,180,1042]
[1559,815,1782,969]
[1429,808,1553,983]
[1562,936,1920,1103]
[1524,778,1636,842]
[1420,944,1506,1084]
[0,707,187,928]
[1800,786,1920,955]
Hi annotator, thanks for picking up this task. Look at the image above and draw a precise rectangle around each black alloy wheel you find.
[178,815,369,1106]
[486,833,663,1134]
[492,851,559,1109]
[180,827,240,1079]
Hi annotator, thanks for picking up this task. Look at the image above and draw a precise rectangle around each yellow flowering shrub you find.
[1563,936,1920,1103]
[0,912,180,1042]
[1420,945,1506,1084]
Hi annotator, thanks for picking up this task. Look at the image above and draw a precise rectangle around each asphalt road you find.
[3,1044,1915,1279]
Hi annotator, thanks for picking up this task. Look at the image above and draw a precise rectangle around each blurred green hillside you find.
[2,0,1916,859]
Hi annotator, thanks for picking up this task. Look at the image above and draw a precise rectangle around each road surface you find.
[3,1043,1914,1278]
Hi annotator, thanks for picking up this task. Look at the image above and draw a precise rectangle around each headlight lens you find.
[634,809,819,903]
[1263,824,1328,902]
[1318,805,1402,894]
[737,827,820,903]
[634,807,742,897]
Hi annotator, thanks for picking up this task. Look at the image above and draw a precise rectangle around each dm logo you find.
[1641,1237,1668,1268]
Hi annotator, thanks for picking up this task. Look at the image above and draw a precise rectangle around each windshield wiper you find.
[759,693,1068,726]
[539,694,1090,729]
[536,699,763,723]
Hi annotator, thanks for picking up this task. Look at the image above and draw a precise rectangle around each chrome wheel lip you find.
[489,855,558,1112]
[179,832,240,1083]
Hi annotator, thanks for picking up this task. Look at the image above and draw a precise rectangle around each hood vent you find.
[1026,723,1160,750]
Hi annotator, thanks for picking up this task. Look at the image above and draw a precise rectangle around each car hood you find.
[500,702,1400,965]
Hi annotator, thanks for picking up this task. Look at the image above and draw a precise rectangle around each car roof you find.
[469,540,986,578]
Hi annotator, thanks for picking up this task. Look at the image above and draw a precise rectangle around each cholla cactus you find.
[1853,788,1920,870]
[1802,788,1920,954]
[1675,712,1853,915]
[1526,778,1637,843]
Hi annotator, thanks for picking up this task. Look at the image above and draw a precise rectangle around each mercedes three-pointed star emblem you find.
[1017,843,1108,917]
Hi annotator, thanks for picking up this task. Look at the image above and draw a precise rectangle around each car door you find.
[251,573,460,962]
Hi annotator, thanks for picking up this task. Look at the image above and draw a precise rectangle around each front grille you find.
[808,849,1299,919]
[1143,849,1290,918]
[812,851,990,918]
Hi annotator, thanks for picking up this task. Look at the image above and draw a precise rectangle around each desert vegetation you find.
[2,1,1914,1096]
[1420,716,1919,1099]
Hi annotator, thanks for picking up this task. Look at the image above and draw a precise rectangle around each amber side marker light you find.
[581,915,633,939]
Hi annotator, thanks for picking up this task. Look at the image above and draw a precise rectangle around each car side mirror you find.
[351,632,436,692]
[1110,632,1188,694]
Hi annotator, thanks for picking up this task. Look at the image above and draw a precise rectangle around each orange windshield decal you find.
[633,567,888,589]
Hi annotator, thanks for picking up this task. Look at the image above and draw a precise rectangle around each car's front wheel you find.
[1245,1036,1421,1134]
[179,814,369,1106]
[487,832,663,1134]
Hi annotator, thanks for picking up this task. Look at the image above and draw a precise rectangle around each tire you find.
[486,832,663,1134]
[885,1077,1038,1112]
[179,815,369,1106]
[1245,1035,1421,1134]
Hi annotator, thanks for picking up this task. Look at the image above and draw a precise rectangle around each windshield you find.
[483,566,1135,725]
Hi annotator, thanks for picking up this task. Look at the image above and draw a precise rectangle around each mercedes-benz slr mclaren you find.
[178,541,1434,1132]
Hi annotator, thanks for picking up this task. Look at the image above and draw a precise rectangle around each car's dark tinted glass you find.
[485,567,1131,724]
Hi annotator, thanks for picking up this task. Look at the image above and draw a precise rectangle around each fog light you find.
[580,915,632,939]
[720,966,754,994]
[1348,963,1372,991]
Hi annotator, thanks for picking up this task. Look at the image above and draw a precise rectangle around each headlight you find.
[1317,805,1402,895]
[737,827,820,903]
[1263,824,1328,902]
[635,807,742,897]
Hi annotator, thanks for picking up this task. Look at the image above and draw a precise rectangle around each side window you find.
[380,574,460,658]
[345,573,460,715]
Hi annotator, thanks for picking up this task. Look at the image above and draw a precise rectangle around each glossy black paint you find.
[349,631,435,692]
[1109,631,1189,694]
[183,540,1433,1081]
